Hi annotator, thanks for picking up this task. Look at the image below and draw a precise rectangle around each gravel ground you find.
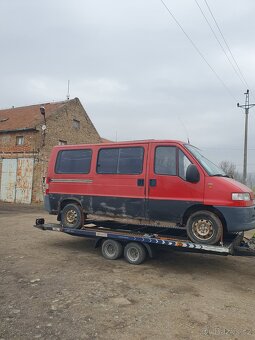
[0,202,255,340]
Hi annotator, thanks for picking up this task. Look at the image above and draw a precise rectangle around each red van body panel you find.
[204,176,254,207]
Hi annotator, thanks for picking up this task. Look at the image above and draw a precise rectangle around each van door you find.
[146,142,204,224]
[91,143,148,219]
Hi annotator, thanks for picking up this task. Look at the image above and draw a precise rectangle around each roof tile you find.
[0,101,67,132]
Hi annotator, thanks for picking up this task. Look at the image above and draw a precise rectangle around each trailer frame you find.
[34,218,255,264]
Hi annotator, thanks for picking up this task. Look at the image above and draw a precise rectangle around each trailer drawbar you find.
[34,218,255,265]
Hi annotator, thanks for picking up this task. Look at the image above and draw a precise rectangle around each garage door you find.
[0,158,34,204]
[0,159,17,202]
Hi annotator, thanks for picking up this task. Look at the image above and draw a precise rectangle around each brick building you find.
[0,98,101,203]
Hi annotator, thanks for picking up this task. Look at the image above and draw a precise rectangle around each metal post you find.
[40,106,46,147]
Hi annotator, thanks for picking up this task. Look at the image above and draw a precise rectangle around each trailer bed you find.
[34,218,255,261]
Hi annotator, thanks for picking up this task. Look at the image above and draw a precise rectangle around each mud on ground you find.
[0,202,255,340]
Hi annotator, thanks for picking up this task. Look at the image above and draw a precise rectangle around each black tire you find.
[101,239,123,260]
[61,203,82,229]
[186,210,223,245]
[124,242,147,265]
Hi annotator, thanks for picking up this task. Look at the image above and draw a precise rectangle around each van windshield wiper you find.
[211,174,230,178]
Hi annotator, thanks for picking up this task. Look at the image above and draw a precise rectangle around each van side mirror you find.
[186,164,200,183]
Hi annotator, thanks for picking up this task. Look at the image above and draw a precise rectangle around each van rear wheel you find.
[61,203,82,229]
[186,211,223,245]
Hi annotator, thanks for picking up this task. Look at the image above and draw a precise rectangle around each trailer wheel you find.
[101,239,123,260]
[124,242,147,265]
[61,203,82,229]
[186,211,223,245]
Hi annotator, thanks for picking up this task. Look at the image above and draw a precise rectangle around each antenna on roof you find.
[178,117,191,144]
[66,80,70,100]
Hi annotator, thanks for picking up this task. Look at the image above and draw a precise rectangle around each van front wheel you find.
[61,203,82,229]
[186,211,223,245]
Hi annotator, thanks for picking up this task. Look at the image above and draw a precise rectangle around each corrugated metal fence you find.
[0,158,34,204]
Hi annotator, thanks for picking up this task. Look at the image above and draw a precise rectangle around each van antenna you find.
[178,117,190,144]
[66,80,70,100]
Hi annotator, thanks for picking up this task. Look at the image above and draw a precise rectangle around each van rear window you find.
[97,147,144,174]
[55,149,92,174]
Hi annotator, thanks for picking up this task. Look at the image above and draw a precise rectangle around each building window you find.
[55,149,92,174]
[72,119,80,129]
[16,136,24,145]
[97,147,144,174]
[59,140,67,145]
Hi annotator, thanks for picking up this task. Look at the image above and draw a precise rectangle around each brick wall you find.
[0,130,39,154]
[39,98,101,155]
[33,98,101,202]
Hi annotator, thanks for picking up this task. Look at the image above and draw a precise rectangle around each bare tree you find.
[219,161,241,181]
[219,161,254,190]
[247,173,254,190]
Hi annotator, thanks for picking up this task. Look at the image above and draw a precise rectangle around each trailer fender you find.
[94,237,104,248]
[143,243,155,258]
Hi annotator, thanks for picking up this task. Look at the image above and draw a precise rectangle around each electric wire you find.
[203,0,251,91]
[159,0,238,102]
[194,0,248,89]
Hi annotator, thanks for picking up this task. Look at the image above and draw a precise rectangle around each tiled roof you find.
[0,100,68,132]
[101,138,114,143]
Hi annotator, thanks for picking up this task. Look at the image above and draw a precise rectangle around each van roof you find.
[53,139,186,149]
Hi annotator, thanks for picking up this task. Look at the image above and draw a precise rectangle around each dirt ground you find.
[0,202,255,340]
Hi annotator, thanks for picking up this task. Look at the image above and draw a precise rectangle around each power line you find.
[194,0,248,89]
[159,0,237,102]
[203,0,250,91]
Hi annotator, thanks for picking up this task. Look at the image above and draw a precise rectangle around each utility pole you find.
[237,90,255,185]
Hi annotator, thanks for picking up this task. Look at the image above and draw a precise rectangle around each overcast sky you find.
[1,0,255,172]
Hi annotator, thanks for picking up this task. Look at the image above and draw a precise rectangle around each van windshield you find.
[184,144,227,176]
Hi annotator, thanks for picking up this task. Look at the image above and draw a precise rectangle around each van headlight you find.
[232,193,251,201]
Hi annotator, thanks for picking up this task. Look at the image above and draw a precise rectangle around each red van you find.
[44,140,255,245]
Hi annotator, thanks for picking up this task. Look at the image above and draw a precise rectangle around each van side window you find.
[155,146,177,175]
[55,149,92,174]
[97,147,144,174]
[178,149,192,180]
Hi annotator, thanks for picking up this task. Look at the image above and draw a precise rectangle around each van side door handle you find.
[149,179,157,187]
[137,179,144,186]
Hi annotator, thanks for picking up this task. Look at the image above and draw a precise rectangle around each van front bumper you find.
[217,205,255,232]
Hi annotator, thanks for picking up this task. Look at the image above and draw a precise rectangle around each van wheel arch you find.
[182,205,227,233]
[57,198,85,221]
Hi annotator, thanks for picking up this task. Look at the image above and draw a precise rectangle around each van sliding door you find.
[91,143,148,219]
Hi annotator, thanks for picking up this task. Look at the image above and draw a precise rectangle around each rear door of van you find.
[146,142,204,224]
[90,143,148,219]
[45,146,95,213]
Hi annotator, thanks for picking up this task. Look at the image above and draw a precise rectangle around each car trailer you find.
[34,218,255,265]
